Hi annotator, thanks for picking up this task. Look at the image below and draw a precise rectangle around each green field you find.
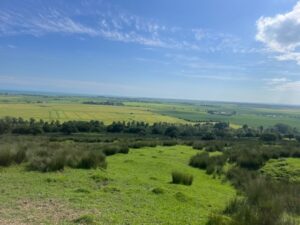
[1,94,300,129]
[0,103,185,124]
[261,158,300,183]
[0,145,235,225]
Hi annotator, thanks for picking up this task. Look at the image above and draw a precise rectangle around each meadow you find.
[0,145,235,225]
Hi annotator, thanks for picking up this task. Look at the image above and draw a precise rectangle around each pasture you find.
[0,145,235,225]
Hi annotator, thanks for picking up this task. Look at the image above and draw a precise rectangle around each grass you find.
[261,158,300,183]
[0,145,235,225]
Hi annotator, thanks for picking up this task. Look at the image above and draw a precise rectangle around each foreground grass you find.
[0,145,235,225]
[261,158,300,183]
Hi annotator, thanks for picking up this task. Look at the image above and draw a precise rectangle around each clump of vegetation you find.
[151,187,165,194]
[189,152,210,169]
[74,151,107,169]
[0,145,27,166]
[102,144,129,156]
[73,214,96,225]
[171,171,193,186]
[27,148,65,172]
[189,152,226,175]
[174,191,190,202]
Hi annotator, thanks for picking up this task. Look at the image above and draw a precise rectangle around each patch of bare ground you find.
[0,198,87,225]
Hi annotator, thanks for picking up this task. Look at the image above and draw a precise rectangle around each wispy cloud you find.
[0,0,256,53]
[256,1,300,64]
[180,73,249,81]
[264,77,300,92]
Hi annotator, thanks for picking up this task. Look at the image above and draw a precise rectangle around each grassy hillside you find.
[261,158,300,183]
[0,145,235,225]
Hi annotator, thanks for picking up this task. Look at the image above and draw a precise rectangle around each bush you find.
[0,146,27,167]
[102,144,129,156]
[189,152,210,169]
[75,151,107,169]
[0,148,13,166]
[27,148,65,172]
[171,171,193,186]
[162,140,178,146]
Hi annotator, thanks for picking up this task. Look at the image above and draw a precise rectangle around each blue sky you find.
[1,0,300,104]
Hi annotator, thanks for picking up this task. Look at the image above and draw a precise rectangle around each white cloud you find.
[0,1,255,53]
[264,77,300,92]
[256,1,300,64]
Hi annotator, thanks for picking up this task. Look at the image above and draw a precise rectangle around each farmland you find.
[0,103,185,124]
[1,94,300,130]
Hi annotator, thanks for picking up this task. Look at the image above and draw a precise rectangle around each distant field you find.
[125,101,300,129]
[0,145,235,225]
[1,94,300,129]
[0,103,185,124]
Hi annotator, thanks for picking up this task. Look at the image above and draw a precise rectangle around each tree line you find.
[0,117,299,141]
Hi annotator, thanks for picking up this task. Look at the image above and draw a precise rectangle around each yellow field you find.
[0,103,186,124]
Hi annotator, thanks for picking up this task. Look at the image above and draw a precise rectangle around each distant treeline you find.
[0,117,299,142]
[82,101,124,106]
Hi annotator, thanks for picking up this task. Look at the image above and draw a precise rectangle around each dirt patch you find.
[0,198,81,225]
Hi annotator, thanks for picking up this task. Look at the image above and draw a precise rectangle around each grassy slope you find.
[261,158,300,183]
[0,145,235,225]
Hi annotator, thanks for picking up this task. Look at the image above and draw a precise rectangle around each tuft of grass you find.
[73,214,96,225]
[174,192,189,202]
[74,188,91,194]
[151,187,165,194]
[75,151,107,169]
[171,171,194,186]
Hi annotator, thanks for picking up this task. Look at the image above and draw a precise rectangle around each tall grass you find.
[171,171,193,186]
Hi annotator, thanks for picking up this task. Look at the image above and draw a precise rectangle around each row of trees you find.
[0,117,298,141]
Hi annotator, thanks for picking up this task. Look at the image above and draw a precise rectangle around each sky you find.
[1,0,300,104]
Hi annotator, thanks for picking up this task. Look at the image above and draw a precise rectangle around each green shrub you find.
[192,142,204,150]
[189,152,210,169]
[27,149,65,172]
[171,171,193,186]
[162,140,178,146]
[75,151,107,169]
[102,144,129,156]
[0,148,13,166]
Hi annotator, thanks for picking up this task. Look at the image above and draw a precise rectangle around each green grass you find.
[261,158,300,183]
[0,145,235,225]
